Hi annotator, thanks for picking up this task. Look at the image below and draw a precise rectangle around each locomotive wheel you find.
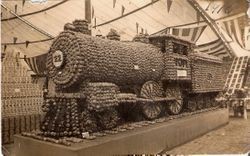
[140,81,164,120]
[142,102,162,120]
[140,81,164,99]
[96,107,119,130]
[168,100,183,115]
[187,99,197,112]
[166,87,183,115]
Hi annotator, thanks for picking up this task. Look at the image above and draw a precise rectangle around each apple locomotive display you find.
[42,21,224,138]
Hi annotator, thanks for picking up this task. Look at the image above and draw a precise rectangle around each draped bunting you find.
[24,53,47,75]
[171,25,207,43]
[219,14,246,48]
[195,39,229,58]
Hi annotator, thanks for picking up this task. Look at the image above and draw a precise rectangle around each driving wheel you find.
[166,87,183,115]
[140,81,164,120]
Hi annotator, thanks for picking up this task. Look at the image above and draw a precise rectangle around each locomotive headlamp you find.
[52,50,64,68]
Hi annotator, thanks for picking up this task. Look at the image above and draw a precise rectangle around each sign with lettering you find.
[177,70,187,77]
[52,50,64,68]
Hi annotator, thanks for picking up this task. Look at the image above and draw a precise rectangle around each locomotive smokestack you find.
[106,29,121,41]
[64,19,91,35]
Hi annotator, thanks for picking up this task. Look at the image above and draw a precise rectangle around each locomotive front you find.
[46,30,164,90]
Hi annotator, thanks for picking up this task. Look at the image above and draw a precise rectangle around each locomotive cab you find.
[148,34,192,82]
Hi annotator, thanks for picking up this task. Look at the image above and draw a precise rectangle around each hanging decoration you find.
[205,1,213,11]
[217,6,223,14]
[4,45,7,52]
[195,39,228,57]
[211,4,220,14]
[13,37,18,44]
[121,5,125,16]
[15,4,18,13]
[93,0,160,28]
[151,0,157,5]
[219,14,245,48]
[113,0,116,8]
[94,18,97,29]
[136,22,139,34]
[141,28,144,34]
[171,25,207,43]
[25,40,30,48]
[167,0,173,13]
[92,6,94,19]
[24,53,48,75]
[22,0,25,6]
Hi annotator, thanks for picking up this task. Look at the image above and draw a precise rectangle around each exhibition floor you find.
[166,112,250,154]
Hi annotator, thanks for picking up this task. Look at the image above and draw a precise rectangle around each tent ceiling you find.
[1,0,249,57]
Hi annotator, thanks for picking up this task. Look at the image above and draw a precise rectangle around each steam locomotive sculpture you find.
[42,21,224,138]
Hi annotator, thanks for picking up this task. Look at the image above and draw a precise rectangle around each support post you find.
[85,0,91,35]
[85,1,91,22]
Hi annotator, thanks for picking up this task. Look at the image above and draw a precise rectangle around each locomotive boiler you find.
[42,23,224,138]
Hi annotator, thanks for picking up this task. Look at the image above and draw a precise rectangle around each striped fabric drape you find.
[24,53,47,75]
[219,14,246,48]
[171,25,207,43]
[195,39,229,58]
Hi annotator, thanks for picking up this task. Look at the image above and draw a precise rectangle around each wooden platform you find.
[14,108,229,156]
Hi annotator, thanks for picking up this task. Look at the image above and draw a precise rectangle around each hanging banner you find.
[167,0,173,13]
[25,41,30,48]
[121,5,125,16]
[92,6,94,19]
[13,37,18,44]
[4,45,7,52]
[94,18,97,29]
[136,22,139,34]
[15,5,17,13]
[22,0,25,6]
[113,0,116,8]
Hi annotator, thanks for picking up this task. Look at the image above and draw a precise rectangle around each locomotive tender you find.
[42,24,224,137]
